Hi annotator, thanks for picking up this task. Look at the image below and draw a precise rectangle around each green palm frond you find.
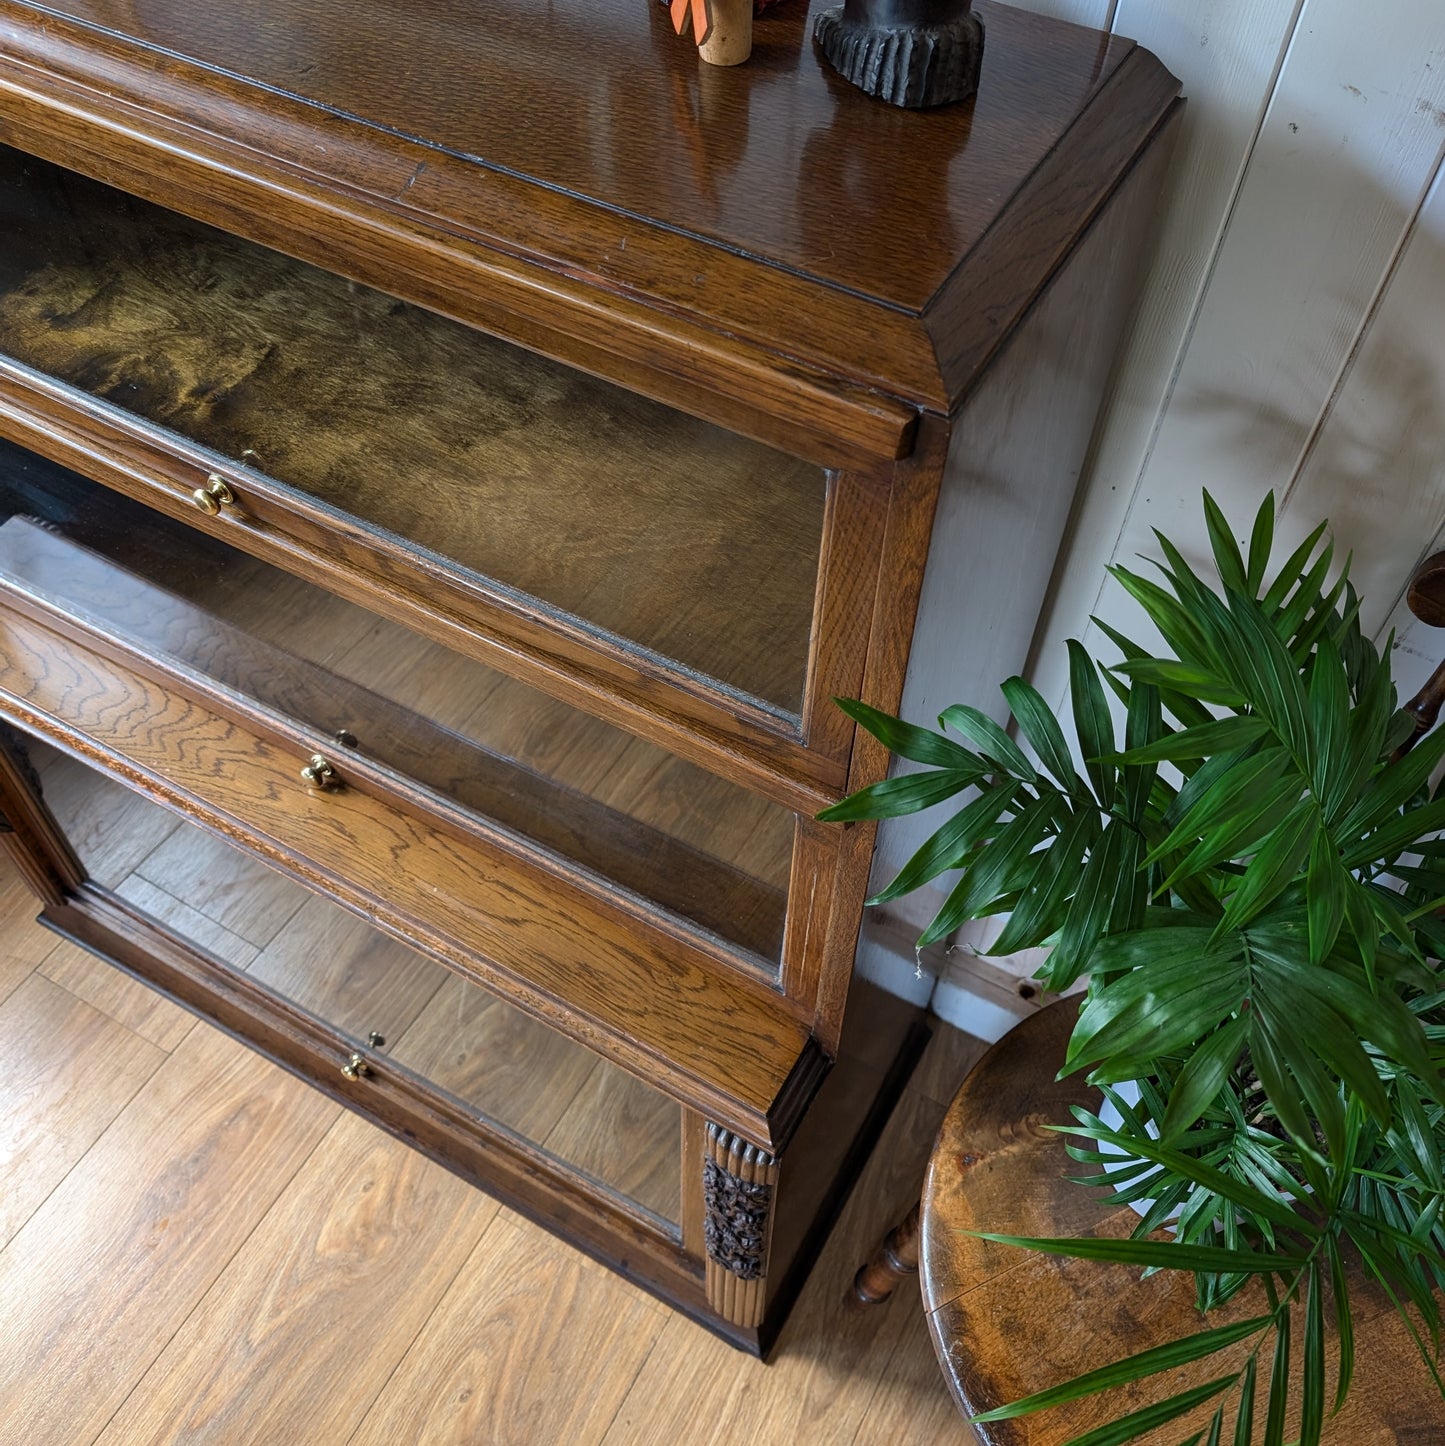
[819,490,1445,1442]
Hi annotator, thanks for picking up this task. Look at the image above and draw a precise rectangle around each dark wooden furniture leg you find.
[852,1201,920,1304]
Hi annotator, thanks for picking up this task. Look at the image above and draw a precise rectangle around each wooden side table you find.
[861,1002,1438,1443]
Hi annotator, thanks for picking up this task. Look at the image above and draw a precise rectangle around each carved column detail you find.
[703,1122,780,1330]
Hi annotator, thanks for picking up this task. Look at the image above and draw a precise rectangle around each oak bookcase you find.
[0,0,1179,1350]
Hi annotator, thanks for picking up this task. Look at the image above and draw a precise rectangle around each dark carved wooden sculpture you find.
[814,0,984,108]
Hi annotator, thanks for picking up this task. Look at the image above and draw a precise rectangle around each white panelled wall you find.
[866,0,1445,1038]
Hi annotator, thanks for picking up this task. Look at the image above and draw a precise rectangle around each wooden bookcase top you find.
[0,0,1180,462]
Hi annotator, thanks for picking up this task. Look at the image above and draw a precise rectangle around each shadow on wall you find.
[1143,154,1445,645]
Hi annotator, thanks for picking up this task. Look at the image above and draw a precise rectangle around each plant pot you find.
[1095,1081,1172,1221]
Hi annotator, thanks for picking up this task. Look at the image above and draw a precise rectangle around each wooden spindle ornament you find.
[670,0,753,66]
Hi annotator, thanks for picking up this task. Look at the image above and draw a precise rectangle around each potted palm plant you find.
[821,492,1445,1443]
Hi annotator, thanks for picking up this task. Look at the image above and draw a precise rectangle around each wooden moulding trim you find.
[41,886,719,1321]
[0,16,926,468]
[0,617,822,1151]
[927,49,1184,404]
[0,367,852,816]
[800,470,894,763]
[804,416,954,1046]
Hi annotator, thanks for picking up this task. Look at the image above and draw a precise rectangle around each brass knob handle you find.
[191,474,235,515]
[341,1052,370,1080]
[300,753,340,790]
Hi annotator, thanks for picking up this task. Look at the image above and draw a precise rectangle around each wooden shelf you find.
[0,601,823,1148]
[36,747,686,1226]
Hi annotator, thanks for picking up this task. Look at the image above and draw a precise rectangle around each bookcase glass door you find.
[26,736,684,1231]
[0,143,829,720]
[0,438,795,970]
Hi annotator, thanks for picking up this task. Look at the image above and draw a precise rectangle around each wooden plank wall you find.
[927,0,1445,1021]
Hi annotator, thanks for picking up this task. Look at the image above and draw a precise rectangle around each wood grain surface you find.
[8,0,1127,314]
[0,845,59,991]
[0,1024,340,1445]
[0,970,164,1249]
[39,932,199,1051]
[95,1112,500,1446]
[350,1211,668,1446]
[922,1003,1442,1443]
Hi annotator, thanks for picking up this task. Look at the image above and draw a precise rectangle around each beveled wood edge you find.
[800,470,893,760]
[809,417,954,1049]
[780,818,842,1027]
[927,49,1184,403]
[0,571,790,995]
[0,10,926,466]
[37,885,720,1310]
[768,1040,832,1157]
[0,369,855,816]
[0,671,817,1151]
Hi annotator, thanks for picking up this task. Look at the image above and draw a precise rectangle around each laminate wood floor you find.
[0,845,986,1445]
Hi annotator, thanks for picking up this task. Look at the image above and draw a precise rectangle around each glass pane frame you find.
[26,734,687,1235]
[0,437,799,972]
[0,143,829,721]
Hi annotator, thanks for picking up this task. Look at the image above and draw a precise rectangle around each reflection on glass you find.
[0,441,792,964]
[0,144,827,714]
[32,741,682,1227]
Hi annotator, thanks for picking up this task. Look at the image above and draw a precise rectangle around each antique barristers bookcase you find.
[0,0,1180,1349]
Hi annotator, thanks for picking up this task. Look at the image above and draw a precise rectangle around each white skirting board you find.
[855,908,1062,1043]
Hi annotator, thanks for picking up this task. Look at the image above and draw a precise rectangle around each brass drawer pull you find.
[300,753,340,790]
[341,1035,384,1080]
[191,474,235,515]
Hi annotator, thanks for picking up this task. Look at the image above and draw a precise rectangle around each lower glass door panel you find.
[32,738,683,1230]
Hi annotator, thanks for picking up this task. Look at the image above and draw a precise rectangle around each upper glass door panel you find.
[0,145,827,716]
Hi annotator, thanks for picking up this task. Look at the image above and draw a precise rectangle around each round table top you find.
[919,1000,1439,1444]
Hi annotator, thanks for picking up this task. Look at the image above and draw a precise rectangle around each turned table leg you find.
[853,1202,921,1305]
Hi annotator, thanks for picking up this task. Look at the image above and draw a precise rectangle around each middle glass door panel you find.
[0,440,794,966]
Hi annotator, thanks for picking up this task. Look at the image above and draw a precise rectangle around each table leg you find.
[852,1202,920,1305]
